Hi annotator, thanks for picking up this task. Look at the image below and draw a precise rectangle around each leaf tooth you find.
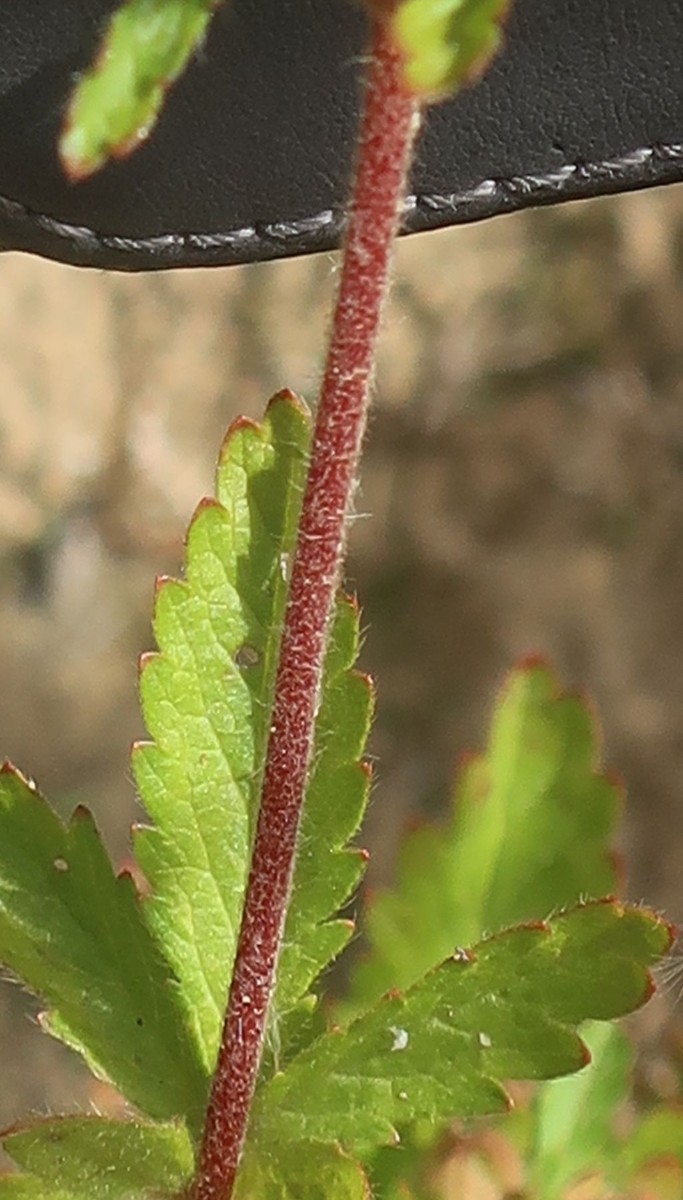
[153,573,174,595]
[137,651,158,678]
[263,387,311,419]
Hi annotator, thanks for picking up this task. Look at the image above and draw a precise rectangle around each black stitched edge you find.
[1,141,682,271]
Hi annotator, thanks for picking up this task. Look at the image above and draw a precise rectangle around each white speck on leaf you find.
[478,1031,492,1048]
[53,858,69,872]
[390,1026,409,1052]
[452,946,472,964]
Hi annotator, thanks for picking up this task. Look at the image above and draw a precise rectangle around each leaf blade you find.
[349,660,620,1009]
[132,392,310,1072]
[0,766,205,1127]
[60,0,220,179]
[254,902,671,1154]
[3,1117,193,1200]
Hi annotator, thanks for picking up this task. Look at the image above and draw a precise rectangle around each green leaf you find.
[132,392,310,1073]
[0,1181,75,1199]
[253,902,671,1155]
[3,1117,193,1200]
[627,1107,683,1175]
[60,0,220,179]
[275,592,374,1017]
[0,765,205,1127]
[393,0,510,99]
[349,659,619,1010]
[528,1021,632,1198]
[234,1143,370,1200]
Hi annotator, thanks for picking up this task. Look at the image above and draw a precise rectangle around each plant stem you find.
[192,16,419,1200]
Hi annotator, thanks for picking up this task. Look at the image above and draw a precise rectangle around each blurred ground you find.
[2,185,683,1126]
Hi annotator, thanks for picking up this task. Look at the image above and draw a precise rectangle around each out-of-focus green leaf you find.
[393,0,510,99]
[3,1117,193,1200]
[254,901,670,1155]
[627,1107,683,1175]
[133,392,310,1074]
[528,1021,632,1198]
[61,0,221,179]
[348,659,619,1012]
[0,765,205,1127]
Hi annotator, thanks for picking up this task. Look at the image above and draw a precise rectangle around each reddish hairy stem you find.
[193,19,419,1200]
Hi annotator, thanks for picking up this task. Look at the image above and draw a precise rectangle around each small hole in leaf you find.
[53,858,69,872]
[235,645,260,669]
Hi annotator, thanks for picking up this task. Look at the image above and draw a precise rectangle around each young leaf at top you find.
[132,392,310,1074]
[2,1117,193,1200]
[252,901,671,1156]
[527,1021,632,1198]
[348,659,619,1010]
[60,0,221,180]
[392,0,510,99]
[0,765,205,1127]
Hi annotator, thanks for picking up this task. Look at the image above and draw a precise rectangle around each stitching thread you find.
[1,141,682,268]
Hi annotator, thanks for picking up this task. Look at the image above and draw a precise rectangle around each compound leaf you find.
[61,0,221,179]
[393,0,510,99]
[253,902,671,1155]
[132,392,310,1074]
[0,765,204,1127]
[3,1117,193,1200]
[349,659,619,1010]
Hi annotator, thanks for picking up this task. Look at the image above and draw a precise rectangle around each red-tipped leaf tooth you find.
[264,387,309,417]
[0,761,38,793]
[353,669,375,695]
[117,855,152,899]
[577,1039,593,1068]
[514,651,551,673]
[131,738,153,758]
[191,496,222,519]
[137,650,158,676]
[641,973,660,1005]
[356,847,371,864]
[70,803,95,824]
[154,573,173,594]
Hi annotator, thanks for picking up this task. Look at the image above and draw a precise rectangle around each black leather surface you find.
[1,0,682,271]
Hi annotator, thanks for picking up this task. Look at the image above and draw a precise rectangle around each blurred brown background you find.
[2,187,683,1127]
